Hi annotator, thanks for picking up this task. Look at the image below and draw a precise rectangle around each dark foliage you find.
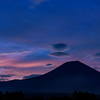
[0,90,99,100]
[73,91,97,100]
[50,96,61,100]
[3,91,25,100]
[0,91,3,100]
[62,96,72,100]
[29,96,44,100]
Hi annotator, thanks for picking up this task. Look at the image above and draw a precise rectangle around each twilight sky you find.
[0,0,100,81]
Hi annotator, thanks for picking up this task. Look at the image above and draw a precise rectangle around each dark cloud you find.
[46,64,52,66]
[49,43,70,58]
[23,74,42,79]
[19,50,54,62]
[49,52,70,57]
[0,78,8,81]
[94,53,100,57]
[52,43,68,52]
[93,67,100,70]
[0,74,15,77]
[0,74,15,81]
[88,53,100,59]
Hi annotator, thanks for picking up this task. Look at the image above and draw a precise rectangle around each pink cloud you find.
[0,55,68,81]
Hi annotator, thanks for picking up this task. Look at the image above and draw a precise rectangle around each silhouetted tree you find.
[30,96,44,100]
[0,90,98,100]
[3,91,25,100]
[0,91,3,100]
[19,91,25,99]
[62,96,72,100]
[50,96,61,100]
[73,91,97,100]
[73,91,77,99]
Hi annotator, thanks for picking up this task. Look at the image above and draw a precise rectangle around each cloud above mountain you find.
[46,64,52,66]
[23,74,42,79]
[51,43,69,52]
[0,74,15,81]
[86,53,100,59]
[0,74,15,77]
[94,53,100,59]
[49,52,70,57]
[49,43,70,57]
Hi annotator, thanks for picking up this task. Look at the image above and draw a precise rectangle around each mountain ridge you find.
[0,61,100,94]
[26,60,100,80]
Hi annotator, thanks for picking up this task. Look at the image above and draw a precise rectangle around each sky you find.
[0,0,100,81]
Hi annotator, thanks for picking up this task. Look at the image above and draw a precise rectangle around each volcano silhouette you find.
[0,61,100,94]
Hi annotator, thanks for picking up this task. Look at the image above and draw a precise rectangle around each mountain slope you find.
[0,61,100,94]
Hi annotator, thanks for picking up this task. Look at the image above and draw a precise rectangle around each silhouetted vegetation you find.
[73,91,97,100]
[0,90,99,100]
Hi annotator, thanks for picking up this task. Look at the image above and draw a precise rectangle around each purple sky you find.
[0,0,100,81]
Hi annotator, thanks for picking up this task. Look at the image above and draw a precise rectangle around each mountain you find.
[0,61,100,94]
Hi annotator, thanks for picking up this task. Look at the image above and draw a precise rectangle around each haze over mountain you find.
[0,61,100,94]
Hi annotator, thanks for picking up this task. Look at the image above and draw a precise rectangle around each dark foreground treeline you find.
[0,91,100,100]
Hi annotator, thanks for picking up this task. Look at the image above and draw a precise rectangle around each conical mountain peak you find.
[1,61,100,94]
[62,60,85,66]
[56,60,86,70]
[43,60,100,79]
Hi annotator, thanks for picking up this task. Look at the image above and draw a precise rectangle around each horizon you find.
[0,60,99,82]
[14,60,100,81]
[0,0,100,81]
